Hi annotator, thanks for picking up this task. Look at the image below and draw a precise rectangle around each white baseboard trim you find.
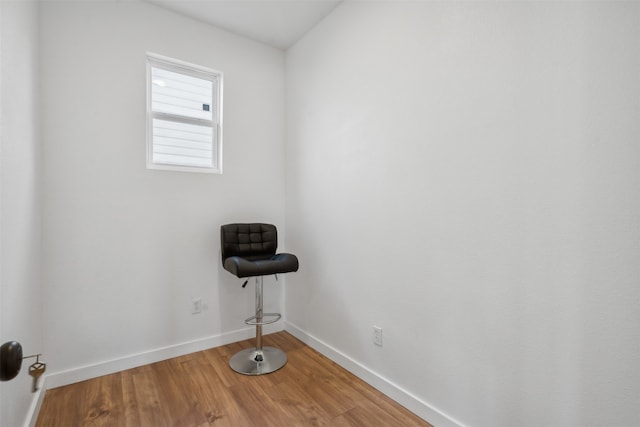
[45,323,283,389]
[284,321,465,427]
[42,321,463,426]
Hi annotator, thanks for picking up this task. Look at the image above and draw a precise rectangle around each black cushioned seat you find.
[221,223,298,278]
[220,223,299,375]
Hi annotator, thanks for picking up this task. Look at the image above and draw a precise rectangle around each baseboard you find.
[43,321,463,426]
[45,323,283,389]
[284,321,465,427]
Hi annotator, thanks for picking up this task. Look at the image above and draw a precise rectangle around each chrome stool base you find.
[229,346,287,375]
[229,277,287,375]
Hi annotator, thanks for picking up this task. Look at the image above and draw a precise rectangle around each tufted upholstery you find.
[220,223,299,278]
[221,223,277,260]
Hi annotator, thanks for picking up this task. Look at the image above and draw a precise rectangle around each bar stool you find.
[220,223,299,375]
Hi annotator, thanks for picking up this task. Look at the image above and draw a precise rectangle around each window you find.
[146,53,223,173]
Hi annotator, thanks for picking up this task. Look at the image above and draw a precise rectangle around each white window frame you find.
[146,52,223,174]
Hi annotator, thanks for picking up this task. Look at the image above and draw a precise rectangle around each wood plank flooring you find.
[36,332,432,426]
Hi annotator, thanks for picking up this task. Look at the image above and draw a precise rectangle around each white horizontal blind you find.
[151,67,212,121]
[147,53,222,173]
[152,119,213,167]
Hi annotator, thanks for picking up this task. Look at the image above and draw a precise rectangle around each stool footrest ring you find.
[244,313,281,326]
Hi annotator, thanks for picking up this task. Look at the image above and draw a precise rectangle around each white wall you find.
[0,1,44,425]
[285,2,640,426]
[40,1,286,381]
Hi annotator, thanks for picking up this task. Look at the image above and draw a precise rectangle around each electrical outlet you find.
[192,298,202,314]
[373,326,383,346]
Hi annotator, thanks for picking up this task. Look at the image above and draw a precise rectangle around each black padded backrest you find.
[221,223,278,261]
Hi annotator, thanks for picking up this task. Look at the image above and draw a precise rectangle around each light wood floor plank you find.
[120,370,141,427]
[130,365,172,427]
[83,373,123,426]
[36,332,432,427]
[269,378,333,426]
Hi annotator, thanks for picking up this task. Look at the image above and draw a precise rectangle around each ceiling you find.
[146,0,343,50]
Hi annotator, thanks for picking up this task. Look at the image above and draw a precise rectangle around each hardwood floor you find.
[36,332,432,426]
